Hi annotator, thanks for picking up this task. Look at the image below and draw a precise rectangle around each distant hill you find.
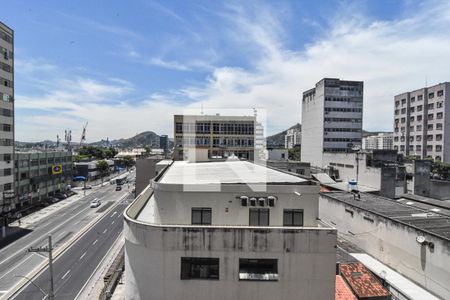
[91,131,161,148]
[266,123,301,148]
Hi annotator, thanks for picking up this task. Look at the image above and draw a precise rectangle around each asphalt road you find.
[12,192,132,300]
[0,171,135,298]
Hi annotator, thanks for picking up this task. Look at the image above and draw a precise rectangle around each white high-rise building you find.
[362,133,393,150]
[393,82,450,162]
[284,127,301,149]
[301,78,363,168]
[0,22,14,210]
[124,160,337,300]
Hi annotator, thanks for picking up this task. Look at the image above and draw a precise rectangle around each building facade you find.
[393,82,450,162]
[362,132,393,150]
[159,134,169,154]
[0,22,14,210]
[14,151,72,209]
[124,160,337,300]
[174,115,256,161]
[284,127,301,149]
[74,159,114,181]
[301,78,363,168]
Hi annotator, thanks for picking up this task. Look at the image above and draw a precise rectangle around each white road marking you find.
[0,255,35,280]
[92,239,98,245]
[56,231,66,238]
[79,252,87,260]
[103,229,107,234]
[111,221,115,225]
[110,212,117,218]
[61,269,71,280]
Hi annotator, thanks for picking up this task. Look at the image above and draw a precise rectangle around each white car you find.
[90,200,101,208]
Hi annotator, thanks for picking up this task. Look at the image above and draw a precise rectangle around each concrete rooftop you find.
[322,191,450,241]
[159,160,309,185]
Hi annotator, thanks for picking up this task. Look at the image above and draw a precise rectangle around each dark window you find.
[283,209,304,226]
[249,208,269,226]
[180,257,219,280]
[4,168,12,176]
[239,259,278,281]
[418,95,423,101]
[191,208,212,225]
[437,90,444,97]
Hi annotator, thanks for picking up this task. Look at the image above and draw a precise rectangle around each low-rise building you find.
[74,159,114,181]
[266,148,288,161]
[124,160,337,300]
[14,151,72,209]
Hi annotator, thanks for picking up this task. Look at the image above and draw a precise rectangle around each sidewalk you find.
[76,232,125,299]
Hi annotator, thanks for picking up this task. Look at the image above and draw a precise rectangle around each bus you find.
[116,175,128,185]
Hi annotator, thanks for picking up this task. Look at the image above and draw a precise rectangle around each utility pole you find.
[28,235,55,300]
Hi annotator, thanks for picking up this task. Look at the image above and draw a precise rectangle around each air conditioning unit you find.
[267,196,277,207]
[258,198,266,207]
[240,196,249,206]
[249,197,257,206]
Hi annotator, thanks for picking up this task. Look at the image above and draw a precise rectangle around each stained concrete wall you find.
[413,160,431,197]
[135,158,162,195]
[124,219,337,300]
[319,193,450,299]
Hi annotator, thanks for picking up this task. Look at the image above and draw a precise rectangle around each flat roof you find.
[339,263,390,298]
[159,160,309,185]
[322,191,450,241]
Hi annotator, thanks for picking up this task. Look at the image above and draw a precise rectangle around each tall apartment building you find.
[174,115,255,161]
[393,82,450,162]
[362,132,393,150]
[284,127,301,149]
[301,78,363,167]
[124,160,337,300]
[0,22,14,210]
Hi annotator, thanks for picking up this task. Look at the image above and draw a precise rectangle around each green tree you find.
[122,155,134,170]
[288,147,301,161]
[96,160,110,185]
[431,160,450,180]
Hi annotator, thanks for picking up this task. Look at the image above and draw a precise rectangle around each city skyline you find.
[2,0,450,141]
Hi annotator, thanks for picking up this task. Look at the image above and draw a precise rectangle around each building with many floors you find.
[0,22,14,210]
[124,160,337,300]
[174,115,256,161]
[284,127,301,149]
[393,82,450,162]
[14,151,72,209]
[362,132,393,150]
[301,78,363,168]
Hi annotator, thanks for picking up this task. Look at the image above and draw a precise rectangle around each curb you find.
[3,193,129,300]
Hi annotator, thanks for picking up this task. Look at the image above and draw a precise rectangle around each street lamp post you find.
[28,235,55,300]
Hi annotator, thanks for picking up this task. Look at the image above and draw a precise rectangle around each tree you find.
[431,160,450,181]
[96,160,110,185]
[288,147,301,161]
[122,155,134,170]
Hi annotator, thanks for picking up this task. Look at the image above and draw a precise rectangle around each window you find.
[249,208,269,226]
[401,117,406,123]
[401,108,406,114]
[416,145,421,151]
[416,135,422,141]
[436,145,442,152]
[410,117,415,122]
[283,209,303,226]
[417,105,423,112]
[429,92,434,99]
[418,95,423,101]
[427,124,433,130]
[409,126,414,132]
[411,96,415,102]
[401,99,406,105]
[417,125,422,131]
[191,208,212,225]
[410,107,415,113]
[394,109,399,115]
[394,136,399,142]
[436,123,443,130]
[428,114,434,120]
[436,134,442,141]
[395,101,400,107]
[437,90,444,97]
[437,102,443,108]
[239,259,278,281]
[427,135,433,141]
[281,153,285,159]
[428,103,434,110]
[427,145,433,151]
[437,112,443,119]
[4,168,12,176]
[180,257,219,280]
[417,115,422,121]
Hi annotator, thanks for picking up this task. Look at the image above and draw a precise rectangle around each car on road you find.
[82,185,93,190]
[115,186,122,191]
[90,200,101,208]
[54,193,67,200]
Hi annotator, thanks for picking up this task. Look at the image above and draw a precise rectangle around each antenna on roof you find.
[425,76,428,88]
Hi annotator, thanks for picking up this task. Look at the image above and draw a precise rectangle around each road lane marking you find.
[61,269,71,280]
[0,255,35,280]
[79,252,87,260]
[110,212,117,218]
[56,231,66,238]
[93,239,98,245]
[111,221,115,225]
[103,229,107,234]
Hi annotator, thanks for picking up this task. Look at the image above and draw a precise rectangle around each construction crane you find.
[80,122,88,146]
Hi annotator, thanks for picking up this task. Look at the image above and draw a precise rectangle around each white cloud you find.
[16,1,450,142]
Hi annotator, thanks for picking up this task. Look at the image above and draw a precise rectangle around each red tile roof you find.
[336,275,357,300]
[339,263,391,299]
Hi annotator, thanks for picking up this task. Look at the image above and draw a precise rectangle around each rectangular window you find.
[283,209,304,226]
[239,259,278,281]
[437,112,443,119]
[417,125,422,131]
[410,97,415,102]
[428,103,434,110]
[417,105,423,112]
[436,123,443,130]
[180,257,219,280]
[249,208,269,226]
[429,92,434,99]
[191,208,212,225]
[437,90,444,97]
[410,107,415,113]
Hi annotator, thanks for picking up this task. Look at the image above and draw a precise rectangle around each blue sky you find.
[2,0,450,141]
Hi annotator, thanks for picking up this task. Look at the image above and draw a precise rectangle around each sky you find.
[2,0,450,142]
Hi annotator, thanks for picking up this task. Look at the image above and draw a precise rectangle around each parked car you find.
[54,193,67,200]
[110,180,115,185]
[82,185,93,190]
[115,186,122,191]
[90,200,101,208]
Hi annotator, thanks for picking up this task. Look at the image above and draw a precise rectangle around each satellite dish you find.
[416,236,426,244]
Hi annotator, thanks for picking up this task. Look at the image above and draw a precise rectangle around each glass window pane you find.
[249,209,259,226]
[283,210,292,226]
[192,209,202,224]
[203,209,212,225]
[293,210,303,226]
[260,209,269,226]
